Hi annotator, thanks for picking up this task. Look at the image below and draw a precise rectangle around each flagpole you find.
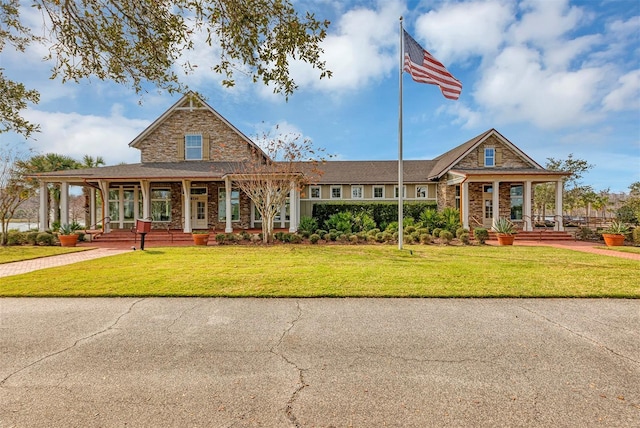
[398,16,404,250]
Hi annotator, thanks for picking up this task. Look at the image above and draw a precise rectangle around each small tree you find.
[231,133,325,243]
[0,146,35,245]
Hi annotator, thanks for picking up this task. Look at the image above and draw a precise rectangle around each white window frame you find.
[185,134,203,161]
[309,186,321,199]
[351,185,363,199]
[416,185,428,199]
[150,188,171,222]
[484,147,495,167]
[330,186,342,199]
[373,186,385,199]
[218,188,240,222]
[394,185,406,199]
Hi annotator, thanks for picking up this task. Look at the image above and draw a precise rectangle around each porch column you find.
[462,181,469,230]
[89,187,96,227]
[182,180,191,233]
[555,180,564,231]
[98,180,111,233]
[289,184,298,233]
[523,181,532,231]
[140,180,150,220]
[225,176,233,233]
[39,181,48,231]
[60,182,69,226]
[492,180,500,228]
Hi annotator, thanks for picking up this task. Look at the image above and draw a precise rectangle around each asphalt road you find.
[1,298,638,427]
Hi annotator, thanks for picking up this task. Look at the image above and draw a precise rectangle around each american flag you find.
[403,30,462,100]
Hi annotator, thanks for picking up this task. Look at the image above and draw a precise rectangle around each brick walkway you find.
[0,248,130,278]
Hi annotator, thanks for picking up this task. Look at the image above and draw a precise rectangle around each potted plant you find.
[602,221,628,247]
[493,217,517,245]
[58,223,81,247]
[192,230,210,246]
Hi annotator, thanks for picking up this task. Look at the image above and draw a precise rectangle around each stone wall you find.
[455,135,532,169]
[137,109,253,163]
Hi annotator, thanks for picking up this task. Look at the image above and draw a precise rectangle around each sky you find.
[2,0,639,193]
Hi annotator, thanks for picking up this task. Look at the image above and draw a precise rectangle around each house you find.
[34,93,567,235]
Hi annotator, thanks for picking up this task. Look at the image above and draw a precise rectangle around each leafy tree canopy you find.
[1,0,331,137]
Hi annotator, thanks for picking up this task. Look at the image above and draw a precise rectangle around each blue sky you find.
[2,0,639,193]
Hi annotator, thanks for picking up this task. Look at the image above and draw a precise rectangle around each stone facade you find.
[136,108,253,163]
[454,135,531,169]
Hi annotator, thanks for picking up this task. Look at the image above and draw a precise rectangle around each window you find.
[510,185,523,220]
[331,186,342,199]
[310,186,321,199]
[151,188,171,222]
[185,134,203,160]
[218,189,240,221]
[394,185,406,199]
[351,185,363,199]
[373,186,384,199]
[416,186,428,199]
[455,185,461,210]
[108,189,120,221]
[484,147,495,167]
[483,185,493,193]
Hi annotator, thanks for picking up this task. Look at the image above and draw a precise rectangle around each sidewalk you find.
[0,248,130,278]
[508,239,640,261]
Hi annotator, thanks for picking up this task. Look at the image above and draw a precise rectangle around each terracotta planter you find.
[496,234,515,246]
[58,234,79,247]
[192,234,209,246]
[602,233,624,247]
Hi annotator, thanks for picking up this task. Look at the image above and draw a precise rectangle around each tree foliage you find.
[0,145,35,245]
[534,154,594,216]
[1,0,330,137]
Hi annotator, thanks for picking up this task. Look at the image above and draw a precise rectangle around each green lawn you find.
[597,246,640,255]
[0,246,90,264]
[1,245,638,298]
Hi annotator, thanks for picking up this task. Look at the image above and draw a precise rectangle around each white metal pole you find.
[398,17,404,250]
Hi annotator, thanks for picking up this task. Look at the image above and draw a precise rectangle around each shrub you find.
[441,208,461,232]
[410,231,421,243]
[316,229,328,237]
[456,227,468,239]
[474,228,489,244]
[36,232,55,246]
[309,234,321,244]
[439,230,454,244]
[239,230,251,241]
[299,230,311,239]
[419,208,442,231]
[460,232,471,245]
[375,232,385,243]
[350,234,359,244]
[323,233,332,241]
[416,227,429,236]
[419,233,432,244]
[405,225,416,235]
[367,228,380,236]
[274,231,285,242]
[325,212,354,234]
[215,233,227,244]
[385,221,398,233]
[312,202,436,230]
[26,231,39,245]
[633,227,640,245]
[298,216,318,236]
[577,227,594,241]
[382,231,394,242]
[6,231,26,246]
[432,228,442,238]
[289,234,303,244]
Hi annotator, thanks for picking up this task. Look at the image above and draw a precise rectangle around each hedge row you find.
[312,202,438,230]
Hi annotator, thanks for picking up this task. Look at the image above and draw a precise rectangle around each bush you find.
[298,216,318,236]
[405,225,416,235]
[441,207,461,232]
[439,230,454,244]
[323,233,332,241]
[325,212,353,234]
[309,233,320,244]
[274,231,285,242]
[349,234,359,244]
[288,234,303,244]
[474,228,489,244]
[215,233,227,244]
[239,230,251,241]
[456,227,468,239]
[375,232,385,243]
[26,231,39,245]
[316,229,327,237]
[577,227,594,241]
[385,221,398,233]
[382,231,394,242]
[6,231,26,246]
[419,233,432,244]
[460,232,471,245]
[36,232,55,246]
[633,227,640,245]
[432,228,442,238]
[312,202,437,231]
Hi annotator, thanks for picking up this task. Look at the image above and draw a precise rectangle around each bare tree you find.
[230,132,325,243]
[0,146,35,245]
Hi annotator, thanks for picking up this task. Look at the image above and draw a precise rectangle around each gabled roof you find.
[128,92,267,159]
[296,160,437,184]
[428,128,543,180]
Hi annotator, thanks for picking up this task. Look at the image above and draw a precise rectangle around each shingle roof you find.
[297,160,438,184]
[428,129,494,179]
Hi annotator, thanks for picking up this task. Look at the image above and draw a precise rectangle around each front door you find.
[191,195,208,229]
[483,185,493,227]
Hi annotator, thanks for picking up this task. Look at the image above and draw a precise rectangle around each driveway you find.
[1,298,638,427]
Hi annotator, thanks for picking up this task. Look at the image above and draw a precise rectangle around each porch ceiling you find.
[450,168,569,181]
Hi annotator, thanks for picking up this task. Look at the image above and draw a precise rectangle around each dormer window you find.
[185,134,203,160]
[484,147,495,167]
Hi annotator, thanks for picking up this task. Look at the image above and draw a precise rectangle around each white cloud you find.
[602,70,640,112]
[509,0,585,46]
[23,109,149,165]
[414,0,514,62]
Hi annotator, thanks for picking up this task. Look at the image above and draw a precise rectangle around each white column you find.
[39,181,48,231]
[555,180,564,231]
[60,182,69,226]
[492,180,500,228]
[140,180,150,219]
[462,181,470,230]
[98,180,111,233]
[523,181,532,231]
[225,176,233,233]
[289,185,298,233]
[182,180,191,233]
[89,188,96,228]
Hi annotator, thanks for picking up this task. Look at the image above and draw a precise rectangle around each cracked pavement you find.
[1,298,638,427]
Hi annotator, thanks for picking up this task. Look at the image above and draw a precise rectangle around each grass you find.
[596,246,640,255]
[1,245,638,298]
[0,246,90,264]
